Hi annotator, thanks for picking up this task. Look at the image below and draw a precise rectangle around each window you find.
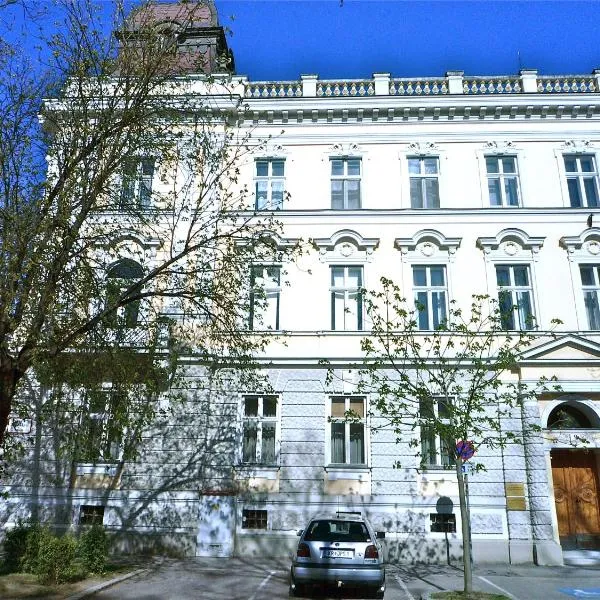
[496,264,535,330]
[255,159,285,210]
[79,505,105,526]
[420,396,454,469]
[430,514,456,533]
[331,158,361,209]
[105,259,144,328]
[409,156,440,208]
[242,395,278,465]
[242,509,267,529]
[120,157,155,209]
[413,265,448,330]
[249,266,281,330]
[547,404,593,429]
[304,519,370,542]
[486,156,520,207]
[329,396,366,465]
[331,266,363,331]
[564,154,599,207]
[78,390,124,463]
[580,265,600,329]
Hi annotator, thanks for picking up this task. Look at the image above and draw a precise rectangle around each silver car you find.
[290,511,386,598]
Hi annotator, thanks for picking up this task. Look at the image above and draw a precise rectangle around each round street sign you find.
[456,440,475,461]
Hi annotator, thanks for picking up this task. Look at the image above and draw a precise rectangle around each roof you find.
[126,1,217,31]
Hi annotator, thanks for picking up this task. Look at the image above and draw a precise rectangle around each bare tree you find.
[0,0,282,449]
[351,279,560,594]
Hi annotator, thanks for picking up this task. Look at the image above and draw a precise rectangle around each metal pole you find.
[465,468,473,570]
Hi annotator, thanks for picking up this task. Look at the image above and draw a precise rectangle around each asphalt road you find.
[92,558,600,600]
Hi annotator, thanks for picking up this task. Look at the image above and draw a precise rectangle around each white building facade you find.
[4,3,600,567]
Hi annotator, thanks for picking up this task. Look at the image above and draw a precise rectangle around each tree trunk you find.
[0,361,25,448]
[456,457,473,594]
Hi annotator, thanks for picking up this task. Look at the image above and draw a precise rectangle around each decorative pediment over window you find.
[477,228,544,261]
[407,141,439,155]
[328,142,362,155]
[242,230,300,252]
[312,229,379,263]
[561,139,595,152]
[255,141,288,158]
[394,229,461,262]
[560,227,600,261]
[98,230,160,263]
[483,140,517,153]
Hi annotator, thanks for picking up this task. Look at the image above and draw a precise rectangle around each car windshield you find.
[303,519,371,543]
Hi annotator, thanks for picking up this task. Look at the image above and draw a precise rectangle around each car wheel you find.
[289,582,304,597]
[289,572,303,597]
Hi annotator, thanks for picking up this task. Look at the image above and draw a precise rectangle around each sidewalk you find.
[65,568,147,600]
[394,563,600,600]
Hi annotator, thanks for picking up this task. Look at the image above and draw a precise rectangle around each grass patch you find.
[431,592,509,600]
[0,565,133,599]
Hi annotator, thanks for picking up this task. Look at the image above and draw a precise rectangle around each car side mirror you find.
[376,531,385,539]
[296,529,303,537]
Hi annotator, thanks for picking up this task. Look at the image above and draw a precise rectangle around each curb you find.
[65,568,148,600]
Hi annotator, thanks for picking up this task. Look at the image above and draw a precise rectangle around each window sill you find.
[420,466,456,475]
[76,463,119,476]
[325,465,370,480]
[235,465,280,479]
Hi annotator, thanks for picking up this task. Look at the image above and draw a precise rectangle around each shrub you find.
[34,528,78,585]
[20,524,42,575]
[2,522,109,584]
[1,522,33,574]
[77,525,108,575]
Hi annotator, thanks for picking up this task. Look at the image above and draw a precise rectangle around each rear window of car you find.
[303,519,371,543]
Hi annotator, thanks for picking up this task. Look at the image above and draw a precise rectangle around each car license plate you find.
[323,549,353,559]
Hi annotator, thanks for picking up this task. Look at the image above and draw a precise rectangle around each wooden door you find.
[551,451,600,542]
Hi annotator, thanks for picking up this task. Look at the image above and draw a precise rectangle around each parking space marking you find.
[248,570,277,600]
[394,573,416,600]
[478,575,520,600]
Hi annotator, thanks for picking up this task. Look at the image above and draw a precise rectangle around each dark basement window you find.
[80,505,105,526]
[242,509,267,529]
[430,513,456,533]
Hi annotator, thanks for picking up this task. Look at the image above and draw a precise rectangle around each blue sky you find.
[217,1,600,80]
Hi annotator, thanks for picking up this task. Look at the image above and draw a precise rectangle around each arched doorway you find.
[548,402,600,549]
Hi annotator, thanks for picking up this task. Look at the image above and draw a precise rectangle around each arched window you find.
[106,259,144,328]
[547,404,593,429]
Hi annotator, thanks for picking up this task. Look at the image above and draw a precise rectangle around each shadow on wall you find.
[0,372,241,558]
[4,380,466,565]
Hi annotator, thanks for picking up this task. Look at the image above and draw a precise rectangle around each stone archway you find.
[548,403,600,549]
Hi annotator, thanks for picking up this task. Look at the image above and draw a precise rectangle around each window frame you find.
[563,153,600,208]
[484,155,521,207]
[408,155,440,209]
[579,264,600,330]
[419,395,455,470]
[330,265,364,331]
[327,395,368,467]
[105,259,144,329]
[79,505,105,526]
[249,265,281,331]
[241,395,280,466]
[241,508,268,530]
[254,158,286,210]
[330,157,362,210]
[495,263,536,330]
[78,388,125,464]
[412,264,448,330]
[119,157,155,210]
